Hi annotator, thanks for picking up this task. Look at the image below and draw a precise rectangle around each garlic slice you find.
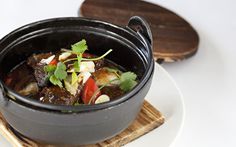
[79,61,95,73]
[95,94,110,104]
[40,55,55,64]
[59,52,72,61]
[78,72,91,84]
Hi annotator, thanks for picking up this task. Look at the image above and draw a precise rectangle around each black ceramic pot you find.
[0,16,154,145]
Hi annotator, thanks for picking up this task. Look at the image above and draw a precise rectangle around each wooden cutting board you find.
[80,0,199,62]
[0,100,164,147]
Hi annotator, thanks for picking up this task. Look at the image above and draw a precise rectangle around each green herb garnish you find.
[49,75,63,88]
[62,39,88,72]
[44,39,113,89]
[81,49,113,61]
[44,62,67,87]
[71,39,87,54]
[44,64,56,73]
[62,39,112,68]
[105,69,138,92]
[120,72,137,82]
[119,72,137,92]
[63,49,113,64]
[54,62,67,80]
[88,71,137,104]
[71,39,87,72]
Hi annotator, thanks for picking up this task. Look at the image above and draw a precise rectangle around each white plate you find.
[0,63,185,147]
[126,63,185,147]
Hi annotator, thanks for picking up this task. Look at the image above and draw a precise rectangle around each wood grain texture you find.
[0,100,164,147]
[80,0,199,62]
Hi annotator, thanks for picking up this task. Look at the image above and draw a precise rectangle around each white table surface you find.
[0,0,235,147]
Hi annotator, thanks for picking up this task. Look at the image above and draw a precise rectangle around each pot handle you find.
[127,16,153,46]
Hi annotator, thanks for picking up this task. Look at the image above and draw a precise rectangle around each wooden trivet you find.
[80,0,199,62]
[0,100,164,147]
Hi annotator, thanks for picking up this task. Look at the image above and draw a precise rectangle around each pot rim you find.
[0,17,154,112]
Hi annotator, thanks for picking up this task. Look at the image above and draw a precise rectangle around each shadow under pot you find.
[0,16,154,145]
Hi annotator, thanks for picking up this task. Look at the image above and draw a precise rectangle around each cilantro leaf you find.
[54,69,67,80]
[44,63,67,87]
[119,72,137,92]
[54,62,67,80]
[50,75,63,87]
[71,39,87,54]
[44,65,56,72]
[120,72,137,82]
[58,62,66,70]
[120,79,137,92]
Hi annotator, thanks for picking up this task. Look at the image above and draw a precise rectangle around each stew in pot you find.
[4,39,138,105]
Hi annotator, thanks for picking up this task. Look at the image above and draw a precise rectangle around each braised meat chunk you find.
[39,86,78,105]
[5,63,39,96]
[101,86,124,99]
[33,63,49,87]
[27,53,53,68]
[27,53,54,87]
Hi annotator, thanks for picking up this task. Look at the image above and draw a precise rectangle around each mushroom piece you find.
[18,82,39,96]
[93,68,119,86]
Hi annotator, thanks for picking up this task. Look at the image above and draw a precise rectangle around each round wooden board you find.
[80,0,199,62]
